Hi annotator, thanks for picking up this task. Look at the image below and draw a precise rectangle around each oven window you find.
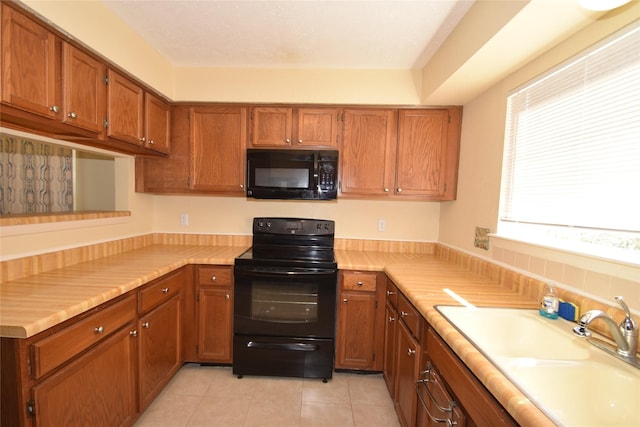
[251,281,318,323]
[255,168,309,189]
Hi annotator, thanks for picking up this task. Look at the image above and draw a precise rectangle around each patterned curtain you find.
[0,134,74,215]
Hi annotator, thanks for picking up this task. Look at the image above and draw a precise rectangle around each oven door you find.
[233,265,337,339]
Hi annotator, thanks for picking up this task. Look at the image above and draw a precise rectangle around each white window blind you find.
[499,21,640,259]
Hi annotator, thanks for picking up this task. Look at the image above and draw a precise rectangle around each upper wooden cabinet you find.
[340,107,461,201]
[1,4,57,119]
[62,43,106,134]
[106,69,145,146]
[144,92,171,154]
[250,106,340,148]
[340,109,398,197]
[190,106,247,194]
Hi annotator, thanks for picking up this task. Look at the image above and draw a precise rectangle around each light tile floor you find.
[134,364,401,427]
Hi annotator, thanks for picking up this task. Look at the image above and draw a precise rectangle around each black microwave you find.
[246,149,338,200]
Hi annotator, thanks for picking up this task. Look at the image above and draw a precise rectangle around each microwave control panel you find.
[318,161,337,190]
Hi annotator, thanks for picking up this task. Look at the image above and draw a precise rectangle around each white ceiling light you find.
[578,0,631,11]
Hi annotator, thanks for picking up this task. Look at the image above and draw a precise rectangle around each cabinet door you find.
[250,106,293,146]
[107,69,144,145]
[335,291,377,369]
[1,5,57,119]
[340,109,397,196]
[383,301,398,397]
[395,321,421,427]
[139,294,182,410]
[197,286,233,362]
[296,108,340,147]
[190,106,247,193]
[32,325,137,427]
[61,43,105,134]
[396,109,449,197]
[144,92,170,154]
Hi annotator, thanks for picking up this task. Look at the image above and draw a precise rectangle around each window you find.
[499,21,640,264]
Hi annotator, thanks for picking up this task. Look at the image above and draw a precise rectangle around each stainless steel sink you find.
[436,305,640,427]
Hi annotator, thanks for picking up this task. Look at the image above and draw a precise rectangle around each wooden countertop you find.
[0,245,550,426]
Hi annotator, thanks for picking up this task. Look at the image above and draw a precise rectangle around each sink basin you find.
[436,305,640,426]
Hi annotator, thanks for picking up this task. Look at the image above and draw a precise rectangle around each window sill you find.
[0,211,131,237]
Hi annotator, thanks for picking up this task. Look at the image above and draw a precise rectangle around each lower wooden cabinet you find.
[31,326,137,427]
[138,294,182,410]
[383,281,399,396]
[395,317,422,427]
[196,265,233,363]
[335,271,385,371]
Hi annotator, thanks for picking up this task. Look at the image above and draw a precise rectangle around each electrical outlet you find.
[377,219,386,232]
[180,213,189,226]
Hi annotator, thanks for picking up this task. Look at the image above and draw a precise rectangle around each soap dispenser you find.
[539,283,559,319]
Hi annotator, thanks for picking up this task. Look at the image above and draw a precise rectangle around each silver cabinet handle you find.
[139,136,146,142]
[384,188,389,192]
[343,299,348,303]
[285,138,291,143]
[397,188,403,193]
[400,311,409,317]
[225,294,230,300]
[130,330,138,337]
[386,290,396,296]
[148,139,155,145]
[67,112,77,118]
[407,348,416,356]
[161,287,169,293]
[94,326,104,334]
[142,322,150,328]
[298,139,303,144]
[357,281,363,287]
[211,275,217,282]
[388,316,395,323]
[240,184,244,189]
[49,105,60,113]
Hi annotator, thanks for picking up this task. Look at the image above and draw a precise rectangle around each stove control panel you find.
[253,217,335,236]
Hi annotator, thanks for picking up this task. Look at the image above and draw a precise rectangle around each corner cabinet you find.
[189,106,247,194]
[335,271,386,371]
[195,266,234,363]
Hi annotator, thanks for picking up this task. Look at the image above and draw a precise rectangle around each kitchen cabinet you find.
[106,69,145,147]
[61,43,105,135]
[423,327,517,427]
[143,92,171,154]
[1,4,57,120]
[396,108,461,200]
[189,106,247,194]
[340,107,462,200]
[250,106,340,148]
[137,270,184,410]
[393,291,423,427]
[383,279,399,396]
[335,271,385,371]
[31,326,137,427]
[196,266,234,363]
[340,108,398,197]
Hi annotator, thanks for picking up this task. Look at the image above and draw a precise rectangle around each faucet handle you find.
[614,296,638,332]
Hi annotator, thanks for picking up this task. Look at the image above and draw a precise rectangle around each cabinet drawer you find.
[398,292,422,338]
[386,280,398,308]
[342,271,377,292]
[197,266,232,286]
[139,269,184,313]
[32,295,136,379]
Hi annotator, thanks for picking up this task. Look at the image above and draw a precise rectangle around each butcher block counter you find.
[2,243,552,426]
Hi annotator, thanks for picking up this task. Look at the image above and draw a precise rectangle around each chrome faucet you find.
[573,296,639,368]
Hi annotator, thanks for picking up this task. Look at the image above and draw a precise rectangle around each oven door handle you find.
[247,341,320,352]
[236,267,336,277]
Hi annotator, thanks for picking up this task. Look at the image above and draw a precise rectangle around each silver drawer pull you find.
[211,275,217,282]
[407,348,416,356]
[94,326,104,334]
[400,311,409,317]
[142,322,150,328]
[130,330,138,337]
[225,294,230,300]
[161,287,169,293]
[357,281,363,286]
[386,290,396,296]
[388,316,395,323]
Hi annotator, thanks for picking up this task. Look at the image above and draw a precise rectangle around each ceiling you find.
[101,0,475,69]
